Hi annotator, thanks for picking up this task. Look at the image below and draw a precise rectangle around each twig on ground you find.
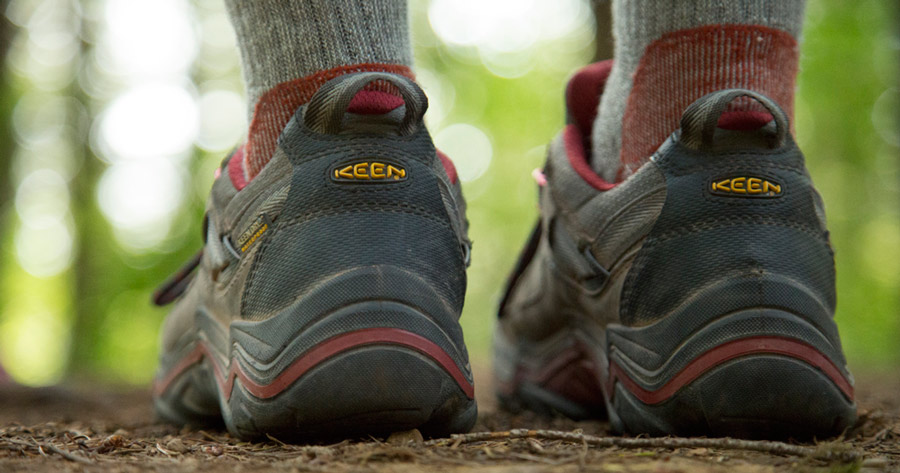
[43,442,95,464]
[155,442,178,457]
[507,451,562,465]
[427,429,862,463]
[4,437,94,464]
[197,430,221,442]
[265,433,290,446]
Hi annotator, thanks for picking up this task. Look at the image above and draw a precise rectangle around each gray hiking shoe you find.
[152,72,476,440]
[494,61,857,439]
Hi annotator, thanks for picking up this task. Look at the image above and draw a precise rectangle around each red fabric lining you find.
[154,327,475,401]
[347,90,404,115]
[436,150,458,184]
[565,60,613,139]
[228,145,248,190]
[564,125,616,191]
[717,110,774,130]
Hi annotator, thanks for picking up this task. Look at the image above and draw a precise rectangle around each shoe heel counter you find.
[622,91,838,343]
[241,117,467,316]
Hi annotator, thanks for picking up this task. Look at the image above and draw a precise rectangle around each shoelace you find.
[152,250,202,306]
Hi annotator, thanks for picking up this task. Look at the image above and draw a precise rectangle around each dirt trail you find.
[0,369,897,472]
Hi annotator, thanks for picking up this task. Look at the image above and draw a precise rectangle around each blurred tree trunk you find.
[592,0,613,61]
[67,115,105,376]
[0,1,17,373]
[0,0,15,217]
[67,3,108,377]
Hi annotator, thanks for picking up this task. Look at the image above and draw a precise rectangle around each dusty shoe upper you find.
[153,72,476,440]
[494,61,856,438]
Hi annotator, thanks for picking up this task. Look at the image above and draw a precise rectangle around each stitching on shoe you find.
[648,215,827,243]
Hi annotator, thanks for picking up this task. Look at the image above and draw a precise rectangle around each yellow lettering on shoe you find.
[353,163,369,179]
[710,176,783,198]
[386,165,406,180]
[236,214,272,254]
[712,179,730,192]
[747,177,762,193]
[331,161,408,183]
[337,166,354,179]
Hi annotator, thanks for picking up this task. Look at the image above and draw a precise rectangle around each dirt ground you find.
[0,367,897,473]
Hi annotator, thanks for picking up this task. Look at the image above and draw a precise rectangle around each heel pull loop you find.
[303,72,427,136]
[680,89,789,151]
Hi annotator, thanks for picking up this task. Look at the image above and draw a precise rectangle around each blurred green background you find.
[0,0,896,386]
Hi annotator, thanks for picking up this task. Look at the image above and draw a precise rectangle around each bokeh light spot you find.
[434,123,493,182]
[197,89,246,151]
[98,83,199,161]
[102,0,197,78]
[97,159,184,250]
[15,218,74,278]
[15,168,69,228]
[0,310,68,384]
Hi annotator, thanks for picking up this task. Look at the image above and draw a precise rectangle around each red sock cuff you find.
[620,24,799,177]
[245,63,415,179]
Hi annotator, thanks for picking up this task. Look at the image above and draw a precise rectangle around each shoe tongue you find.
[340,90,407,135]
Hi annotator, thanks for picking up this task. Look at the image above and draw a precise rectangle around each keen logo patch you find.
[331,161,407,183]
[709,176,783,198]
[236,214,271,253]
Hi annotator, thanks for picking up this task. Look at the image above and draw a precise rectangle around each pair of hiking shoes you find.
[152,64,857,441]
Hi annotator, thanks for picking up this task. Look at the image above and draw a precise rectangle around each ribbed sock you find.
[591,0,806,181]
[224,0,413,179]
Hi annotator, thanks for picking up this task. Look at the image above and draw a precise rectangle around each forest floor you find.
[0,367,897,473]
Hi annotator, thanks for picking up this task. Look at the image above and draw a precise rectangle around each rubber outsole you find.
[609,354,855,439]
[225,345,475,440]
[154,268,477,440]
[156,328,476,440]
[494,308,857,439]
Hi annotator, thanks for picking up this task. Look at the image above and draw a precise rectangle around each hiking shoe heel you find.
[227,74,473,439]
[153,72,476,440]
[606,307,856,438]
[495,68,856,440]
[607,89,856,438]
[223,264,476,440]
[227,342,476,440]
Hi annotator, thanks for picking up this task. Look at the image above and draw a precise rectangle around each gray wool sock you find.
[591,0,806,181]
[224,0,414,178]
[224,0,413,120]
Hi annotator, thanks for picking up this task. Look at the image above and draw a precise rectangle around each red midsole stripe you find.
[154,327,474,400]
[608,335,854,404]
